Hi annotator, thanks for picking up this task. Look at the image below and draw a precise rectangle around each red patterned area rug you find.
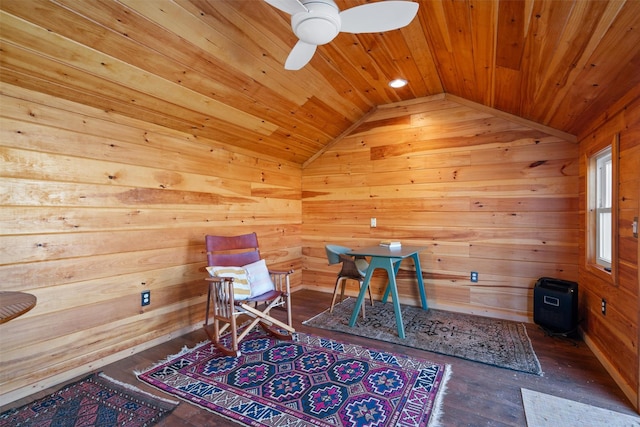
[137,329,451,426]
[0,372,178,427]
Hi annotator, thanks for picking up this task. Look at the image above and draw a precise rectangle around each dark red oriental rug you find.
[0,372,178,427]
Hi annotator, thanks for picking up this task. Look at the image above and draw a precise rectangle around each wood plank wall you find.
[578,95,640,408]
[2,80,637,410]
[302,94,580,321]
[0,83,302,403]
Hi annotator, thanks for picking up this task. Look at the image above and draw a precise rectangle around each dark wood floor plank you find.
[2,290,637,426]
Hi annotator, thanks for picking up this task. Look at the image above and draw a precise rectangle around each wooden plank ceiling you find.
[2,0,639,165]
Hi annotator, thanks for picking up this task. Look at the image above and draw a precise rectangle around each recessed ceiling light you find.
[388,78,408,88]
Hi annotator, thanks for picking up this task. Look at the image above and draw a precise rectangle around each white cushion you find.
[206,266,251,300]
[244,259,275,297]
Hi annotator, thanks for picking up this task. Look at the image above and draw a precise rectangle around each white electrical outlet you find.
[370,218,377,228]
[141,290,150,306]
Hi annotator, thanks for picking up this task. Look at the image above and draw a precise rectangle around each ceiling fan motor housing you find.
[292,0,341,45]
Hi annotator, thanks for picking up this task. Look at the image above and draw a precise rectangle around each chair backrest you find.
[206,233,261,267]
[325,245,352,265]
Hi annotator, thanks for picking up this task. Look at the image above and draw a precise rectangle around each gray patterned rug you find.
[304,298,542,375]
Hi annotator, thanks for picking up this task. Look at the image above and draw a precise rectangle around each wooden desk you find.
[0,291,37,324]
[347,245,427,338]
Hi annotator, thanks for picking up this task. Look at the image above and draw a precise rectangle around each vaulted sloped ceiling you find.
[2,0,639,165]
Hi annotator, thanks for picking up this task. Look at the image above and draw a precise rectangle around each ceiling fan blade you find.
[340,1,419,33]
[263,0,307,15]
[285,40,317,70]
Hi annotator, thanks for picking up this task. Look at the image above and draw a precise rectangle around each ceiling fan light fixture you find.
[389,78,408,88]
[291,1,340,45]
[293,16,340,45]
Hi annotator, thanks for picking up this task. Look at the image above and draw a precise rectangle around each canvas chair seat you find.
[204,233,294,357]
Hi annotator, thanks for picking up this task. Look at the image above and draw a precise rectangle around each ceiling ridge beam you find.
[445,93,577,142]
[302,106,379,169]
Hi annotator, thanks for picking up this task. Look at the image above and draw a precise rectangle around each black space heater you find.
[533,277,578,333]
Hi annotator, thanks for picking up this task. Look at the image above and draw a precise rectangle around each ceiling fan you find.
[264,0,419,70]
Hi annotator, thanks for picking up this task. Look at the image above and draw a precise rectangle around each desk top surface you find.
[0,291,37,324]
[347,245,426,258]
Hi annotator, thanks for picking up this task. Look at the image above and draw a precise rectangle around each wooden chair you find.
[325,245,374,318]
[204,233,294,356]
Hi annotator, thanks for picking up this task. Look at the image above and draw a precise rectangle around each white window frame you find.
[587,135,618,280]
[594,149,612,269]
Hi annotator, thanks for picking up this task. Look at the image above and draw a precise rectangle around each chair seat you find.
[241,289,285,304]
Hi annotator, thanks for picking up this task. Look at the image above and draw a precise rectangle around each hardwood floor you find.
[3,289,638,426]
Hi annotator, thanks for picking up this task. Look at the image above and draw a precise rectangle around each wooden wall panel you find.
[0,84,302,403]
[578,95,640,408]
[302,96,579,321]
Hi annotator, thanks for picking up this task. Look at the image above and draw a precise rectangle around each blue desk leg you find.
[382,255,427,310]
[381,259,402,303]
[412,253,428,310]
[385,259,405,339]
[351,257,405,339]
[349,263,374,327]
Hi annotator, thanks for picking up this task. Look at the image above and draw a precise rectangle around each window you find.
[594,149,612,269]
[588,135,618,278]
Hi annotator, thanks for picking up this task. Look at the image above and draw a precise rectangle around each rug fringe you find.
[301,303,334,325]
[98,372,180,406]
[427,364,452,427]
[521,324,544,377]
[134,321,260,377]
[133,340,210,377]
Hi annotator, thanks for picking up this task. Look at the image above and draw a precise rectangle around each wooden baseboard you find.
[0,323,201,407]
[581,329,638,411]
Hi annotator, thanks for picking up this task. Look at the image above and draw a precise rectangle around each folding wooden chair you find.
[204,233,294,356]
